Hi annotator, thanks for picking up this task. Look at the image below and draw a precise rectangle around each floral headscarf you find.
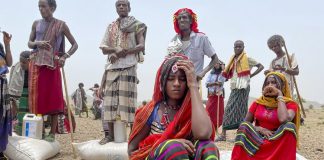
[173,8,199,34]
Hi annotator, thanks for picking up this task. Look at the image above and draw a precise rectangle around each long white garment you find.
[72,89,84,112]
[230,57,259,90]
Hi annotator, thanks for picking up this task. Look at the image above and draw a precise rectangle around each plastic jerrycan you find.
[22,114,43,139]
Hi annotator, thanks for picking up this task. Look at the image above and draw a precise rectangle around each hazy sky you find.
[1,0,323,104]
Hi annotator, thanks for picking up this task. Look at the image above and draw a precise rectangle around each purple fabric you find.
[0,109,11,152]
[157,143,182,160]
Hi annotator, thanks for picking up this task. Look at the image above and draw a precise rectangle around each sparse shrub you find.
[317,122,324,125]
[309,105,314,109]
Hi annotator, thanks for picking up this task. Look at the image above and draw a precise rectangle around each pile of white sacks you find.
[74,141,308,160]
[5,136,308,160]
[4,133,60,160]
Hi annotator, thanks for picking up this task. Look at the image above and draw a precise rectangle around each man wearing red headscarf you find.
[167,8,220,80]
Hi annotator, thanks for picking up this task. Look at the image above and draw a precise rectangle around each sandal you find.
[44,133,55,142]
[0,152,8,160]
[99,136,113,145]
[0,156,8,160]
[215,135,226,142]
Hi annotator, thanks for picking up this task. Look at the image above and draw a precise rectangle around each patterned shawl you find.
[108,16,146,52]
[34,18,65,68]
[0,43,9,123]
[222,51,250,79]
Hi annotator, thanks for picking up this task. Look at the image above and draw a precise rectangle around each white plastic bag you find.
[73,140,128,160]
[4,133,60,160]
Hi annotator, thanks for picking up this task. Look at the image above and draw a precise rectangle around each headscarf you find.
[256,72,300,147]
[129,54,215,160]
[160,55,188,102]
[256,72,292,107]
[173,8,199,34]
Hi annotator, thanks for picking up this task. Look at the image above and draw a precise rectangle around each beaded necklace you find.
[160,101,180,128]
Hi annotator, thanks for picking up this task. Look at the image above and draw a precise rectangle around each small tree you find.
[293,94,306,103]
[321,105,324,109]
[309,104,314,109]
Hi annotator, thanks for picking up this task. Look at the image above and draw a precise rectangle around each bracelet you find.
[111,53,117,57]
[276,96,284,102]
[256,126,262,133]
[65,52,71,58]
[285,68,289,73]
[188,83,199,88]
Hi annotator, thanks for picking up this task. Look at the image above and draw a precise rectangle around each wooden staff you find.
[62,67,77,158]
[282,42,306,118]
[216,94,220,135]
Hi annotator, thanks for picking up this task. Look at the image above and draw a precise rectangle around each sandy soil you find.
[49,108,324,160]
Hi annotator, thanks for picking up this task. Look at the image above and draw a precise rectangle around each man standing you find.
[217,40,264,141]
[89,83,102,120]
[99,0,146,144]
[9,51,31,136]
[168,8,219,80]
[28,0,78,142]
[264,35,299,95]
[71,83,88,118]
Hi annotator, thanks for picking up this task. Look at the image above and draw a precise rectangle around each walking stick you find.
[62,67,77,158]
[282,42,306,118]
[216,94,220,135]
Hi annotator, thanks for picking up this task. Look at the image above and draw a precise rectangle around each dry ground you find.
[49,108,324,160]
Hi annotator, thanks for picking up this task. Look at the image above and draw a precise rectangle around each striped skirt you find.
[103,66,137,123]
[232,121,297,159]
[222,86,250,130]
[147,139,219,160]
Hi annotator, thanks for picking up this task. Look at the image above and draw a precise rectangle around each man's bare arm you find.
[197,54,219,80]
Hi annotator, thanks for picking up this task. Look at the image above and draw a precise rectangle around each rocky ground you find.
[50,108,324,160]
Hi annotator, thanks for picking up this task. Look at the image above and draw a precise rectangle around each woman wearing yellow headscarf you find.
[231,72,299,160]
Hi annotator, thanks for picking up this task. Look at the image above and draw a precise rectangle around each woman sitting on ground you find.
[128,54,219,160]
[231,72,300,160]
